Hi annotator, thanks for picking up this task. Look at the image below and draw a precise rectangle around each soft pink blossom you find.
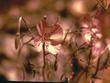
[34,16,63,46]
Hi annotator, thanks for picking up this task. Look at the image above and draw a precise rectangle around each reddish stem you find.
[42,42,46,81]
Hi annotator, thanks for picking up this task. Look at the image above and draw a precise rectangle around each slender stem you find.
[54,54,58,71]
[60,73,65,81]
[42,42,46,81]
[74,70,85,83]
[85,36,93,83]
[22,68,25,81]
[93,55,101,78]
[18,37,33,57]
[93,52,109,79]
[22,17,35,37]
[87,45,92,72]
[101,52,109,69]
[62,30,69,44]
[67,42,86,65]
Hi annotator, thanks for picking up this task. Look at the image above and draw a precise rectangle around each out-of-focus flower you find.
[68,0,85,16]
[34,16,63,46]
[68,0,96,16]
[81,14,102,43]
[81,14,106,57]
[25,0,41,12]
[92,41,104,56]
[95,6,110,39]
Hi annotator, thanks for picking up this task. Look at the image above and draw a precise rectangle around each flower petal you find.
[50,24,63,36]
[36,18,47,36]
[33,36,42,47]
[49,39,62,46]
[34,36,41,43]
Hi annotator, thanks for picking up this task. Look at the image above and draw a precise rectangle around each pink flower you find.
[34,16,63,46]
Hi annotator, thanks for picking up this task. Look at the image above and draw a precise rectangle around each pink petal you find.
[36,18,47,36]
[48,24,63,36]
[34,36,41,43]
[33,36,41,46]
[36,21,43,36]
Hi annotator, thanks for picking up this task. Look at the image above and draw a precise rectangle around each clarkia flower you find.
[34,16,63,46]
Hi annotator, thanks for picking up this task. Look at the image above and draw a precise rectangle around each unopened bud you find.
[43,15,47,20]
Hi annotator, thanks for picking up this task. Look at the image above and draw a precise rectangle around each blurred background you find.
[0,0,110,82]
